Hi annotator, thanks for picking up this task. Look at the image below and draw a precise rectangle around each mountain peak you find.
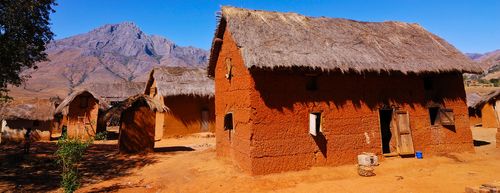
[91,22,142,35]
[15,23,209,98]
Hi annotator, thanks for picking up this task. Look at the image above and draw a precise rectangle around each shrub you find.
[94,131,108,141]
[55,136,92,193]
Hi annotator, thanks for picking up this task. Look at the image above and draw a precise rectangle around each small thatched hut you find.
[77,82,145,105]
[54,89,109,139]
[208,7,482,174]
[144,67,215,139]
[468,90,500,128]
[110,95,168,153]
[0,98,60,143]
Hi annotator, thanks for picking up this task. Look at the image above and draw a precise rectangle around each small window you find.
[429,107,440,126]
[309,112,322,136]
[80,96,89,108]
[306,76,318,91]
[439,108,455,126]
[224,113,233,130]
[423,78,434,91]
[225,58,233,80]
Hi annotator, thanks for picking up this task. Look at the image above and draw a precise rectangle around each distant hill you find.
[10,22,208,98]
[465,49,500,81]
[478,50,500,80]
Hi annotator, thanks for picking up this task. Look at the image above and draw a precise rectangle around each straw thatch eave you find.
[208,6,482,77]
[54,89,110,115]
[76,82,145,102]
[144,67,214,97]
[470,90,500,109]
[103,94,168,123]
[0,98,57,121]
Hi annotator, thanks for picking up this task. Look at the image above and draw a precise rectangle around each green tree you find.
[0,0,57,100]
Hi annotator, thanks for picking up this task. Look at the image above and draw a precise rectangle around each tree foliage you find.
[0,0,56,100]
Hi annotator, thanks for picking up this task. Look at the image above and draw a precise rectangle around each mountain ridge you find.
[10,22,209,98]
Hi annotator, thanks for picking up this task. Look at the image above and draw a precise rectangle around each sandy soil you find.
[465,86,499,94]
[0,129,498,193]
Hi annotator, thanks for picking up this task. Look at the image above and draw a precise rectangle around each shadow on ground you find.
[473,140,491,147]
[154,146,194,153]
[0,141,159,192]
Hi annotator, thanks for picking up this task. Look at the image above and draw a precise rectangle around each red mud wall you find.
[214,29,255,172]
[248,70,473,174]
[215,28,474,175]
[480,103,499,128]
[67,93,99,139]
[119,105,156,153]
[162,95,215,137]
[468,113,482,127]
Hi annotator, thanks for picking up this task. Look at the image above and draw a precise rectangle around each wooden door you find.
[201,110,209,132]
[395,111,415,155]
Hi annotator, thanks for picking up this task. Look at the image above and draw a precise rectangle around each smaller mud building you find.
[112,95,168,153]
[468,90,500,128]
[54,90,108,139]
[144,67,215,139]
[208,7,482,174]
[0,98,60,143]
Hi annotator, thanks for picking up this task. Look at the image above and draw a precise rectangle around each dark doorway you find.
[379,109,393,154]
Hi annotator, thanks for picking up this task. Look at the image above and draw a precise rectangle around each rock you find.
[466,182,500,193]
[357,165,375,177]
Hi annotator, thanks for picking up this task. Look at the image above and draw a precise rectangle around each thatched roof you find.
[469,90,500,109]
[466,92,482,108]
[145,67,214,97]
[208,7,481,77]
[54,89,110,115]
[76,82,145,102]
[103,94,168,122]
[0,98,58,121]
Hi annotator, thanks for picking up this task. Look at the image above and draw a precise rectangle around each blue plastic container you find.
[415,151,423,159]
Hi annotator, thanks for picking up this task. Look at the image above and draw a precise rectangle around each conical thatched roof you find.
[103,94,168,123]
[0,98,58,121]
[208,7,481,77]
[54,89,110,115]
[145,67,214,97]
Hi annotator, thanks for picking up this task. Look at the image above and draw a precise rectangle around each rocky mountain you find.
[10,22,208,98]
[466,50,500,71]
[466,50,500,80]
[465,53,485,61]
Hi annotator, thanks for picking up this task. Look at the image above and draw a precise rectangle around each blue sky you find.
[51,0,499,53]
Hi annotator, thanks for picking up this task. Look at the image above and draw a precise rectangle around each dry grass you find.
[208,7,481,77]
[145,67,214,97]
[0,97,58,121]
[54,89,109,115]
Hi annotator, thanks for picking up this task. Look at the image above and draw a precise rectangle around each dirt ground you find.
[0,129,498,193]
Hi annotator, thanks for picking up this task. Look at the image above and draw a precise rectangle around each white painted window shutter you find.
[309,113,317,136]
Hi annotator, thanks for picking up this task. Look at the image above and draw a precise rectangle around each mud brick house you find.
[144,67,215,139]
[54,90,109,139]
[208,7,482,175]
[468,90,500,128]
[109,95,168,153]
[0,97,60,143]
